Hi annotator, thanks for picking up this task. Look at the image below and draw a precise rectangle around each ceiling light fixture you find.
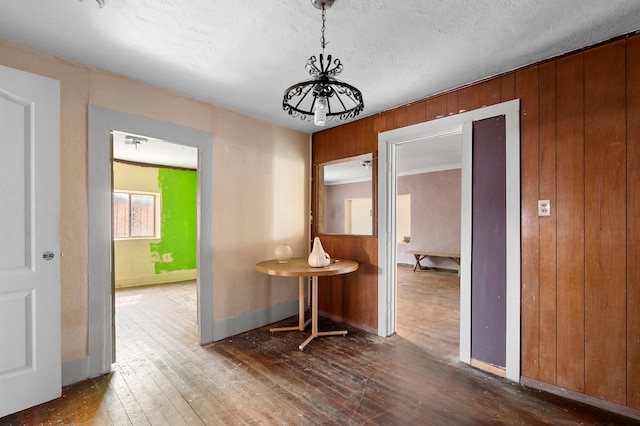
[124,135,148,149]
[282,0,364,127]
[359,160,372,169]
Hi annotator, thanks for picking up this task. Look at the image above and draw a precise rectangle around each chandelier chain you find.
[321,7,326,52]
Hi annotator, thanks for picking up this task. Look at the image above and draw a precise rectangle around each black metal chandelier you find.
[282,0,364,127]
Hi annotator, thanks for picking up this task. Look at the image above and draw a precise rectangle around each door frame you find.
[88,105,213,377]
[377,99,521,381]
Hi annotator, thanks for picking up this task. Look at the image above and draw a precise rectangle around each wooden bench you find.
[406,250,461,274]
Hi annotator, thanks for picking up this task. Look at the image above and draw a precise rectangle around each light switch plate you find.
[538,200,551,216]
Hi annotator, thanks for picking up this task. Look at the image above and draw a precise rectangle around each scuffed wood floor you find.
[1,279,637,425]
[396,265,459,359]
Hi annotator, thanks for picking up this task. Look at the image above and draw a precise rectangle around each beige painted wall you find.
[112,162,197,288]
[396,169,461,270]
[0,39,310,362]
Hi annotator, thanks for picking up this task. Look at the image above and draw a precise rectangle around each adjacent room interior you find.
[395,134,462,359]
[111,132,200,360]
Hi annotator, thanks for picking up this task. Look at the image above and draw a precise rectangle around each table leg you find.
[450,257,461,277]
[270,276,310,333]
[299,276,348,351]
[414,254,430,271]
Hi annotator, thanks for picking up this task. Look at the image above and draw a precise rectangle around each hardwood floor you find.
[1,280,637,425]
[396,265,459,359]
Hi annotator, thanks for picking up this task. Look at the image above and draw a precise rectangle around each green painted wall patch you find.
[150,168,197,274]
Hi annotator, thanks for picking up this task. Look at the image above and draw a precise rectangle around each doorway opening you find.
[377,99,521,381]
[88,105,213,378]
[394,135,462,359]
[111,132,199,361]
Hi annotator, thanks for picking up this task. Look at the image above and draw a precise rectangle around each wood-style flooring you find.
[1,277,637,425]
[396,265,459,359]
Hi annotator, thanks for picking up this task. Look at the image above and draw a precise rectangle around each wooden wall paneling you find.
[355,118,368,155]
[310,34,639,411]
[326,238,347,321]
[406,100,426,126]
[426,94,447,121]
[363,237,378,329]
[317,236,340,319]
[366,241,378,329]
[373,113,386,136]
[330,270,344,322]
[318,236,336,313]
[555,52,586,393]
[500,73,516,102]
[446,91,459,116]
[312,115,379,332]
[456,85,477,113]
[516,65,541,380]
[383,110,396,132]
[373,111,395,138]
[458,79,502,113]
[317,235,377,331]
[352,237,377,330]
[364,116,378,152]
[329,125,345,161]
[479,78,502,109]
[324,127,339,163]
[584,41,627,405]
[316,128,330,163]
[367,237,378,328]
[538,61,558,384]
[315,162,325,234]
[343,237,366,325]
[626,35,640,410]
[392,107,408,130]
[371,153,378,237]
[342,121,357,159]
[359,236,374,326]
[314,130,329,165]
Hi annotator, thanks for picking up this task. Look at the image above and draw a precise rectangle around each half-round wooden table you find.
[256,257,358,350]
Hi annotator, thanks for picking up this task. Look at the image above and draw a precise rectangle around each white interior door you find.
[0,65,61,417]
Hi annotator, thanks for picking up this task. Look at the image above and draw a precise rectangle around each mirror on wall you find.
[316,153,373,235]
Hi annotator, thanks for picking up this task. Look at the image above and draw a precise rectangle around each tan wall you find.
[0,39,310,362]
[396,169,461,269]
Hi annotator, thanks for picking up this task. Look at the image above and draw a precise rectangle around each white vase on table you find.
[308,237,330,267]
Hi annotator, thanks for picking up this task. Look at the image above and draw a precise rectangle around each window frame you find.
[112,190,162,240]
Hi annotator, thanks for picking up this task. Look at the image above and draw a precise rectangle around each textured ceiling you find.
[1,0,640,134]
